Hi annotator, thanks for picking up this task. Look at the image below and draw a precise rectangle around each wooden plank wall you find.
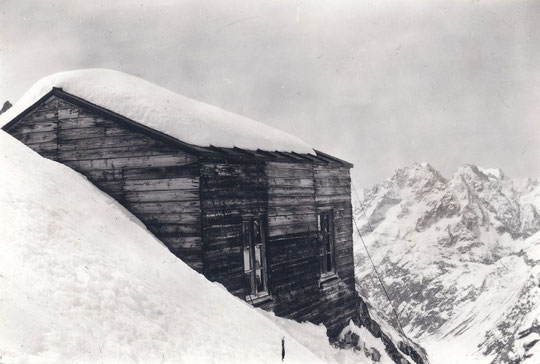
[265,162,320,321]
[199,162,268,298]
[8,96,204,272]
[123,164,202,271]
[314,165,357,336]
[266,162,318,236]
[8,97,59,160]
[265,161,357,337]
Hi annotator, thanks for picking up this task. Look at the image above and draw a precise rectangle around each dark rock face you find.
[340,330,382,361]
[354,296,429,364]
[354,163,540,363]
[335,294,429,363]
[0,100,12,115]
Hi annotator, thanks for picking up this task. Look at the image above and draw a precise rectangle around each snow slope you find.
[0,69,312,154]
[0,131,371,364]
[353,163,540,363]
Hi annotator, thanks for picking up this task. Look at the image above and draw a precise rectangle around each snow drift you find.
[0,131,370,363]
[0,69,313,154]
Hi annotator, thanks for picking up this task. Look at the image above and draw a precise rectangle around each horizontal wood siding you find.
[266,162,317,236]
[123,164,202,271]
[8,97,58,160]
[265,162,323,326]
[265,162,356,337]
[200,162,268,298]
[266,231,322,319]
[314,165,357,335]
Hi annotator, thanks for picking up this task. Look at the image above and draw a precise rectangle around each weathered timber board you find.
[7,98,59,158]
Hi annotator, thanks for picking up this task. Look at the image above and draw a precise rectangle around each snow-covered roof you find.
[0,69,313,154]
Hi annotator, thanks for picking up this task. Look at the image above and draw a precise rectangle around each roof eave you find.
[314,149,354,168]
[2,88,353,168]
[1,89,57,132]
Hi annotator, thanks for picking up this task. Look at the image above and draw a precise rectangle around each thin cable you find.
[352,183,383,251]
[351,182,406,334]
[352,215,405,334]
[351,182,408,314]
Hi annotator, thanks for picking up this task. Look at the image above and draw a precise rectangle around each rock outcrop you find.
[0,100,12,115]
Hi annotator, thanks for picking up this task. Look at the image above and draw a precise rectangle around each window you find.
[242,217,268,300]
[318,211,335,275]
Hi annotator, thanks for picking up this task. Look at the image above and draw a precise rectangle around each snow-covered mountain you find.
[353,162,540,363]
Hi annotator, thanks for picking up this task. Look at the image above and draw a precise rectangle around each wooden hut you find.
[1,70,357,337]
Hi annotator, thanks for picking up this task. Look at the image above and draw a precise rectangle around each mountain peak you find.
[418,161,433,169]
[454,164,506,182]
[478,166,505,180]
[389,162,446,192]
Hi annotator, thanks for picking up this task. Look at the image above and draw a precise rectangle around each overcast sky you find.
[1,0,539,188]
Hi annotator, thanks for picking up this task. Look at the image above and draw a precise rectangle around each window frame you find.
[242,215,269,301]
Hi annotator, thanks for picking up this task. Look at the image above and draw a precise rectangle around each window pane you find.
[326,252,333,272]
[244,272,255,295]
[253,219,261,243]
[243,247,251,272]
[318,212,335,274]
[255,268,265,293]
[243,216,268,298]
[242,221,250,247]
[255,244,263,269]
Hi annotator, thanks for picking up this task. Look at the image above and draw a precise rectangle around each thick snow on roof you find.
[0,132,368,363]
[0,69,313,153]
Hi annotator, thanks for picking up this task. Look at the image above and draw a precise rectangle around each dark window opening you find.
[242,217,268,300]
[318,211,335,275]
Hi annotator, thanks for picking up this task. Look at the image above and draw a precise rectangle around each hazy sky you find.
[1,0,539,188]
